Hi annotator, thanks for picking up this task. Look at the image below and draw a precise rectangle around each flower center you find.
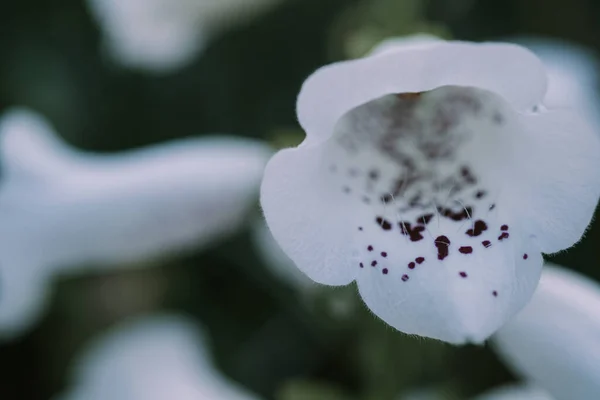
[324,85,520,276]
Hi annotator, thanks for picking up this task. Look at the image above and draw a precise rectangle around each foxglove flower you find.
[57,314,260,400]
[493,265,600,400]
[0,108,271,338]
[87,0,284,73]
[260,36,600,344]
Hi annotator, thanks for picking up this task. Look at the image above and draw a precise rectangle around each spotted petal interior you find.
[322,86,542,343]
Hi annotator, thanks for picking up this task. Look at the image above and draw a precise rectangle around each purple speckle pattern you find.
[328,87,530,292]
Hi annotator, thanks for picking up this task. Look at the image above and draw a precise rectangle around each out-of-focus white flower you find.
[260,34,600,344]
[473,384,552,400]
[87,0,284,73]
[0,108,271,338]
[399,384,552,400]
[493,265,600,400]
[506,37,600,132]
[57,314,260,400]
[251,218,314,290]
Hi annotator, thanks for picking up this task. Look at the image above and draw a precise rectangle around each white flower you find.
[56,314,260,400]
[506,36,600,132]
[87,0,284,73]
[260,35,600,344]
[493,264,600,400]
[0,108,271,338]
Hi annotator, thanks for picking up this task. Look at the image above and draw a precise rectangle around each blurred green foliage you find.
[1,0,599,399]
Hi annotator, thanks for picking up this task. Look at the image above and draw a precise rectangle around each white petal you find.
[493,265,600,400]
[473,384,553,400]
[0,108,271,337]
[297,41,546,144]
[57,314,260,400]
[263,41,600,343]
[514,110,600,253]
[369,34,445,56]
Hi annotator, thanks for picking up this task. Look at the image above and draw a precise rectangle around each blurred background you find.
[1,0,599,399]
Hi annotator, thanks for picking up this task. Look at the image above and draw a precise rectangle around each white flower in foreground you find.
[0,108,271,338]
[57,314,259,400]
[507,37,600,132]
[87,0,284,73]
[493,265,600,400]
[260,35,600,344]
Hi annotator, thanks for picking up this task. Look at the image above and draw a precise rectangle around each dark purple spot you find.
[475,190,487,199]
[460,166,477,185]
[501,225,509,231]
[489,204,496,211]
[376,217,392,231]
[466,220,488,237]
[459,272,468,278]
[381,252,387,258]
[523,254,528,260]
[359,263,364,268]
[358,227,363,231]
[402,274,409,282]
[371,260,377,267]
[415,257,425,264]
[498,232,509,241]
[369,169,379,180]
[408,262,416,269]
[437,206,473,222]
[367,245,373,251]
[382,268,389,275]
[459,246,473,254]
[492,290,498,297]
[482,240,491,248]
[399,222,425,242]
[435,235,451,260]
[417,214,434,225]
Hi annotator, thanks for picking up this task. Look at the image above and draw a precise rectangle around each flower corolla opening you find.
[260,36,600,344]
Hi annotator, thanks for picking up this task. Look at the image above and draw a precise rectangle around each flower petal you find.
[58,314,260,400]
[493,265,600,400]
[261,146,357,286]
[369,34,444,56]
[514,110,600,253]
[297,41,547,144]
